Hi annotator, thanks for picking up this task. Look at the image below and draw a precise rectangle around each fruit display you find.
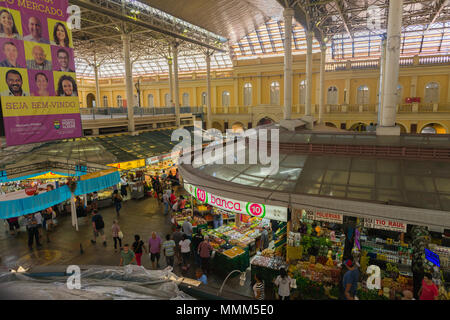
[252,255,288,270]
[222,246,245,259]
[261,248,275,258]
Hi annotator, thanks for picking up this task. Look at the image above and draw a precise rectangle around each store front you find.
[177,127,450,300]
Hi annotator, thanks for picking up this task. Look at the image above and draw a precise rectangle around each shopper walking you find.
[162,190,170,215]
[179,234,191,271]
[182,217,193,240]
[172,226,184,265]
[112,190,123,218]
[34,211,43,238]
[132,235,147,266]
[162,234,176,267]
[148,232,162,269]
[419,272,439,300]
[192,228,204,267]
[119,244,136,266]
[25,213,41,250]
[91,210,107,246]
[342,259,359,300]
[112,220,122,252]
[260,226,269,251]
[274,268,293,300]
[253,274,265,300]
[42,207,55,243]
[6,217,20,236]
[198,235,213,274]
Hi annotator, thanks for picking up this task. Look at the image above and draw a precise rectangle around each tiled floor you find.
[0,196,254,299]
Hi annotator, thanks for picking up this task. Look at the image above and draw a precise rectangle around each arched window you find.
[201,92,207,106]
[103,96,108,108]
[148,94,154,108]
[327,86,338,105]
[244,83,252,106]
[357,85,369,105]
[425,82,439,103]
[164,93,170,107]
[182,93,189,107]
[270,81,280,105]
[397,85,402,105]
[117,95,123,108]
[222,91,230,107]
[87,93,95,108]
[299,80,306,105]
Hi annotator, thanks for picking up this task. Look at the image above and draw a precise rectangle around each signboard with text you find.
[184,182,288,222]
[108,159,146,171]
[297,208,344,224]
[0,0,81,146]
[363,218,407,233]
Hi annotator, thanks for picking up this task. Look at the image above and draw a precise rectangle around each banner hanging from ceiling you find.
[0,0,81,146]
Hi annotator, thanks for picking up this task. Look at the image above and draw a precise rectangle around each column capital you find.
[320,44,327,52]
[283,7,294,18]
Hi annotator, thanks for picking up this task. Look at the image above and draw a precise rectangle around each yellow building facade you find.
[77,53,450,134]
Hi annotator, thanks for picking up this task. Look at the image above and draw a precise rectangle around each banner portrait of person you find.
[0,67,30,96]
[0,38,25,68]
[24,41,52,71]
[51,47,75,72]
[21,12,50,44]
[48,19,72,48]
[0,7,23,40]
[54,71,78,97]
[28,70,54,97]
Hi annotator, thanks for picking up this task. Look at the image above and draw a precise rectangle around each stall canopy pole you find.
[70,194,78,231]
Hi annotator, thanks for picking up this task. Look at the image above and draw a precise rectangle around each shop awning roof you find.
[0,128,193,179]
[180,128,450,228]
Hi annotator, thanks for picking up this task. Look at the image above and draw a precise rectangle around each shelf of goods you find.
[251,254,288,287]
[428,244,450,270]
[360,236,413,276]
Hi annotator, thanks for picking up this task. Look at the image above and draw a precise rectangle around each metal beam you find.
[70,0,225,52]
[426,0,449,32]
[334,0,353,41]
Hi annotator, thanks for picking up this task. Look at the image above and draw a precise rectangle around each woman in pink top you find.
[419,272,439,300]
[112,220,121,252]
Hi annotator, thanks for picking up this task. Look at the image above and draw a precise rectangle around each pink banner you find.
[0,0,81,146]
[4,113,82,145]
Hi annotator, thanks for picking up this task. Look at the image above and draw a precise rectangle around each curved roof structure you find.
[179,126,450,228]
[72,0,450,78]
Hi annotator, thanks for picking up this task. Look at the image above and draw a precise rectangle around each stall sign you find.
[314,211,343,224]
[184,183,287,222]
[363,218,407,233]
[108,159,145,171]
[28,172,68,180]
[301,209,343,224]
[146,152,178,165]
[80,168,118,181]
[425,248,440,267]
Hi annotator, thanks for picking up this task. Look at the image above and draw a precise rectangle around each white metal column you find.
[206,52,212,129]
[283,8,294,120]
[94,52,101,108]
[377,35,387,125]
[122,33,135,133]
[305,31,313,117]
[168,57,174,106]
[318,45,326,124]
[377,0,403,135]
[173,42,180,127]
